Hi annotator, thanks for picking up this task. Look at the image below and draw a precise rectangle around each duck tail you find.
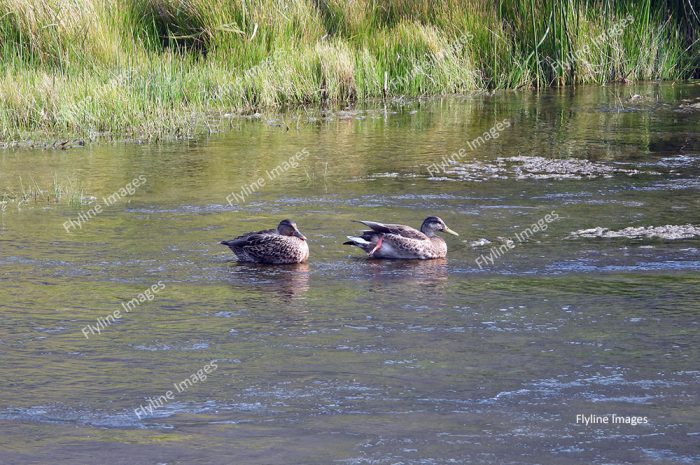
[343,236,370,247]
[354,220,387,231]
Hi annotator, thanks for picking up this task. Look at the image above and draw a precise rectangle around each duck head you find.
[420,216,459,237]
[278,219,307,241]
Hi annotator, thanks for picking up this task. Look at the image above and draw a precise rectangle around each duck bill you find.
[444,226,459,236]
[293,230,307,241]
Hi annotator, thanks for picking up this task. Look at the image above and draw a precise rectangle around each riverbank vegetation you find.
[0,0,697,141]
[0,176,86,209]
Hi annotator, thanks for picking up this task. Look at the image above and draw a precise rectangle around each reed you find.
[1,175,86,208]
[0,0,696,141]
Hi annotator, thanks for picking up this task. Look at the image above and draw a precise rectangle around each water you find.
[1,83,699,464]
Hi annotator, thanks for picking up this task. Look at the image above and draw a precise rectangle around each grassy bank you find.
[0,0,697,141]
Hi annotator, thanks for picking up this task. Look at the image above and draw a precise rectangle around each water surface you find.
[1,83,699,464]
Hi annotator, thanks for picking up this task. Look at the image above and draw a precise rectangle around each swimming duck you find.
[343,216,458,259]
[221,219,309,264]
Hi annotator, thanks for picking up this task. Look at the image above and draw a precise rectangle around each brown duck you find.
[221,219,309,264]
[344,216,458,259]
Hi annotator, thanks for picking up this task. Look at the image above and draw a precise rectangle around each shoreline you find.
[2,80,698,149]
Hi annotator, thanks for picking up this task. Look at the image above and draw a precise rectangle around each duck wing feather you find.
[221,228,276,247]
[355,220,428,240]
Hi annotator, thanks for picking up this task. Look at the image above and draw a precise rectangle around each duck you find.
[343,216,459,259]
[220,219,309,264]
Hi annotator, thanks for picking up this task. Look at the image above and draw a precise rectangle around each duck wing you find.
[221,228,276,247]
[234,234,288,261]
[355,221,428,240]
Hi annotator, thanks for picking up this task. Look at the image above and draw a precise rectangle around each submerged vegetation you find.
[0,176,87,209]
[0,0,697,141]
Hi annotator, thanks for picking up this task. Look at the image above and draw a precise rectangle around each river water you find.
[1,83,699,464]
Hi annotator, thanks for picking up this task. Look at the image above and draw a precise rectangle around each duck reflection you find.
[360,258,450,296]
[226,262,310,300]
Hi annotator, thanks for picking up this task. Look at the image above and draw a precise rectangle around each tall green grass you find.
[0,0,697,141]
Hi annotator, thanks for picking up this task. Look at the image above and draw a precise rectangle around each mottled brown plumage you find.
[344,217,458,260]
[221,219,309,264]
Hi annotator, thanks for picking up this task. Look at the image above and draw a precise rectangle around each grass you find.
[0,0,697,141]
[0,175,87,209]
